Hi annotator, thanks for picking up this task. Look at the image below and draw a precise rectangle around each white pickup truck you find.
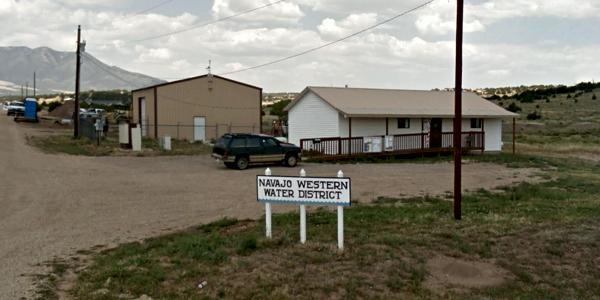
[6,101,25,116]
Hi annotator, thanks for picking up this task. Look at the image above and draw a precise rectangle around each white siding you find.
[288,91,340,146]
[339,113,349,136]
[350,118,386,137]
[483,119,502,151]
[387,118,423,135]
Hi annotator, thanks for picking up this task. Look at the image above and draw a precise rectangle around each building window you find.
[471,118,482,129]
[397,118,410,129]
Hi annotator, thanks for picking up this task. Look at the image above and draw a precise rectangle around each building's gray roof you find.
[285,86,518,118]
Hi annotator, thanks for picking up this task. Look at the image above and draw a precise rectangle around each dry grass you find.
[43,155,600,299]
[27,133,212,157]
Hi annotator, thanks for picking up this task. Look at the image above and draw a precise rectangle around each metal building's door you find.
[139,97,147,137]
[194,117,206,142]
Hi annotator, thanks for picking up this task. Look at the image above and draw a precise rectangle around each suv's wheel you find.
[285,153,298,167]
[235,156,249,170]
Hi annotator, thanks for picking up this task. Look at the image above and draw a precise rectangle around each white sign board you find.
[363,136,383,153]
[257,175,351,206]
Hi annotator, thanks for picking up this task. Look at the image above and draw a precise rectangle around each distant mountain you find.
[0,46,165,96]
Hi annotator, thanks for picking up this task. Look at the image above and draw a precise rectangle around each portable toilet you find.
[23,98,38,121]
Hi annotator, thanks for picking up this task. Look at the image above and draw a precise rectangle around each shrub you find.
[567,94,571,99]
[48,102,62,112]
[593,94,597,100]
[507,102,522,113]
[526,111,542,120]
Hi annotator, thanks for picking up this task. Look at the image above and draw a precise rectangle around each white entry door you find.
[140,98,147,137]
[193,116,206,142]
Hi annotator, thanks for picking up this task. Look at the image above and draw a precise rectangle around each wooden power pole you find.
[74,25,81,138]
[453,0,464,220]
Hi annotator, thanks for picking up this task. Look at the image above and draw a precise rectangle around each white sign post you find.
[264,168,273,239]
[299,168,307,244]
[336,170,344,250]
[257,169,351,250]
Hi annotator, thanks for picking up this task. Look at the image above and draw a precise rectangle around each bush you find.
[526,111,542,120]
[593,94,597,100]
[507,102,522,113]
[48,102,62,112]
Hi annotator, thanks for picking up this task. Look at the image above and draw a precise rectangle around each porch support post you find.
[385,118,389,135]
[421,118,424,155]
[348,117,352,155]
[512,117,516,155]
[481,118,485,153]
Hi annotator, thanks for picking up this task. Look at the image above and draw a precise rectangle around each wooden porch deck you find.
[299,132,484,160]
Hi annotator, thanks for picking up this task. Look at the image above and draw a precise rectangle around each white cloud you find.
[415,0,600,35]
[134,47,171,63]
[212,0,305,24]
[317,13,378,40]
[0,0,598,92]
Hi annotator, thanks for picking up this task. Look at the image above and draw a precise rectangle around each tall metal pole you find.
[74,25,81,138]
[453,0,464,220]
[25,82,29,98]
[33,72,36,98]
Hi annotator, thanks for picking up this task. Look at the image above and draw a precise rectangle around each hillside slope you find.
[0,46,165,95]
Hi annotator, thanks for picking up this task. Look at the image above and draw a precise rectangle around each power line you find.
[130,0,286,43]
[219,0,434,76]
[134,0,176,15]
[82,52,139,87]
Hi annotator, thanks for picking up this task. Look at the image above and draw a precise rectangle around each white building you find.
[285,87,517,155]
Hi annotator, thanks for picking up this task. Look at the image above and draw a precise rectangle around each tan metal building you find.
[131,74,262,141]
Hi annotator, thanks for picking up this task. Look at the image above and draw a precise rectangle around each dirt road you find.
[0,116,541,299]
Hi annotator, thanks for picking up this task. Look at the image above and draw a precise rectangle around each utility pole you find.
[33,72,36,98]
[25,82,29,98]
[453,0,464,220]
[21,85,23,98]
[74,25,82,138]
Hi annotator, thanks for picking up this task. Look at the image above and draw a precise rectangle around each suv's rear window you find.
[215,136,231,148]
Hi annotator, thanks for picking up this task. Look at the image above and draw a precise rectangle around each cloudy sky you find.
[1,0,599,92]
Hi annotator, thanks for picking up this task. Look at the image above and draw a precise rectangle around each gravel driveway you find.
[0,116,541,299]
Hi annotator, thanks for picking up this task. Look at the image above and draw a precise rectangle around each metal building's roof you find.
[285,86,518,118]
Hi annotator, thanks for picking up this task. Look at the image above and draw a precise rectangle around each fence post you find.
[337,170,344,250]
[265,168,272,239]
[299,168,307,244]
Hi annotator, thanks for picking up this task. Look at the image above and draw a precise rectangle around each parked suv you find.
[212,133,301,170]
